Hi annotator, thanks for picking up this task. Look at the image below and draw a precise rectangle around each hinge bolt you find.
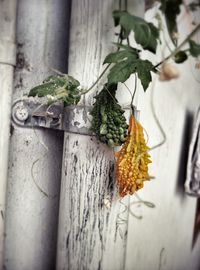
[12,101,29,123]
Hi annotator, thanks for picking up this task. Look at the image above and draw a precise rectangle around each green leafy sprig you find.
[28,75,81,106]
[27,2,200,148]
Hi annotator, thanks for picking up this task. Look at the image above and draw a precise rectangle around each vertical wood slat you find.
[56,1,144,269]
[0,0,17,267]
[4,1,70,269]
[125,7,200,270]
[57,134,128,270]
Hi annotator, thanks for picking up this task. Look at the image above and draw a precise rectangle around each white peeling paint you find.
[0,0,17,267]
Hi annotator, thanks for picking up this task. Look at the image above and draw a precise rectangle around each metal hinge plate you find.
[11,98,94,135]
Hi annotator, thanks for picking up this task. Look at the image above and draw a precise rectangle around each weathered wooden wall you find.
[4,1,70,269]
[56,1,144,270]
[3,1,200,270]
[125,5,200,270]
[57,1,200,270]
[0,0,17,267]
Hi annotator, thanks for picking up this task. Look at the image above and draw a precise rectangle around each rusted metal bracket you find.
[12,99,137,137]
[11,99,94,135]
[185,106,200,197]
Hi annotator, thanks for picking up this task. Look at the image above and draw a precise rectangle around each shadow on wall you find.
[175,110,194,199]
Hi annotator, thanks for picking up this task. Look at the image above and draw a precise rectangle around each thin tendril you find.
[81,64,111,95]
[31,158,50,197]
[104,84,117,103]
[149,78,166,151]
[116,193,156,223]
[81,1,125,96]
[116,198,129,240]
[133,193,156,208]
[131,74,137,111]
[123,82,133,98]
[81,37,124,96]
[143,127,149,144]
[30,122,57,199]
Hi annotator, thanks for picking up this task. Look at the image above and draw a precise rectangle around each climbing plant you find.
[28,0,200,197]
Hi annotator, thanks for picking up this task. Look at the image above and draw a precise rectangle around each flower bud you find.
[159,63,180,81]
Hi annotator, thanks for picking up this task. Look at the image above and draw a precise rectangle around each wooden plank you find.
[0,0,17,267]
[125,6,200,270]
[56,1,144,269]
[57,134,129,270]
[4,1,70,269]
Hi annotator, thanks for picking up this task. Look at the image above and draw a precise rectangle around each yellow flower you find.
[115,115,151,197]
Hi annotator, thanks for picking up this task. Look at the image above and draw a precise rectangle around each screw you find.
[14,104,29,122]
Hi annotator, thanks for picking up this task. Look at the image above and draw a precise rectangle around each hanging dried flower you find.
[115,115,151,197]
[159,63,180,81]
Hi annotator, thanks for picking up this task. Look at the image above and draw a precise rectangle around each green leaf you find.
[133,22,159,53]
[112,10,160,53]
[107,57,153,91]
[189,40,200,57]
[107,59,136,84]
[160,0,182,46]
[103,49,138,64]
[136,60,153,91]
[28,82,57,97]
[113,43,141,53]
[147,23,160,50]
[112,10,127,26]
[28,75,81,106]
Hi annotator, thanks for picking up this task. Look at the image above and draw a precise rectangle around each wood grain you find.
[0,0,17,267]
[57,134,128,269]
[56,1,136,269]
[5,1,70,269]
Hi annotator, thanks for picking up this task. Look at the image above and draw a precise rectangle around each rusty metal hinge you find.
[11,99,94,135]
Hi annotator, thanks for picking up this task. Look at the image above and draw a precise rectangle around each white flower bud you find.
[159,63,180,81]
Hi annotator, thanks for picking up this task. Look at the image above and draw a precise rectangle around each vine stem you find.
[154,23,200,69]
[131,74,137,112]
[81,0,125,97]
[80,64,111,95]
[81,8,200,96]
[80,28,123,96]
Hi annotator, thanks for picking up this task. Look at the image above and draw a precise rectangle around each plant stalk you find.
[80,64,111,95]
[154,23,200,69]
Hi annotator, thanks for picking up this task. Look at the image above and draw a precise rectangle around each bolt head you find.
[14,105,29,122]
